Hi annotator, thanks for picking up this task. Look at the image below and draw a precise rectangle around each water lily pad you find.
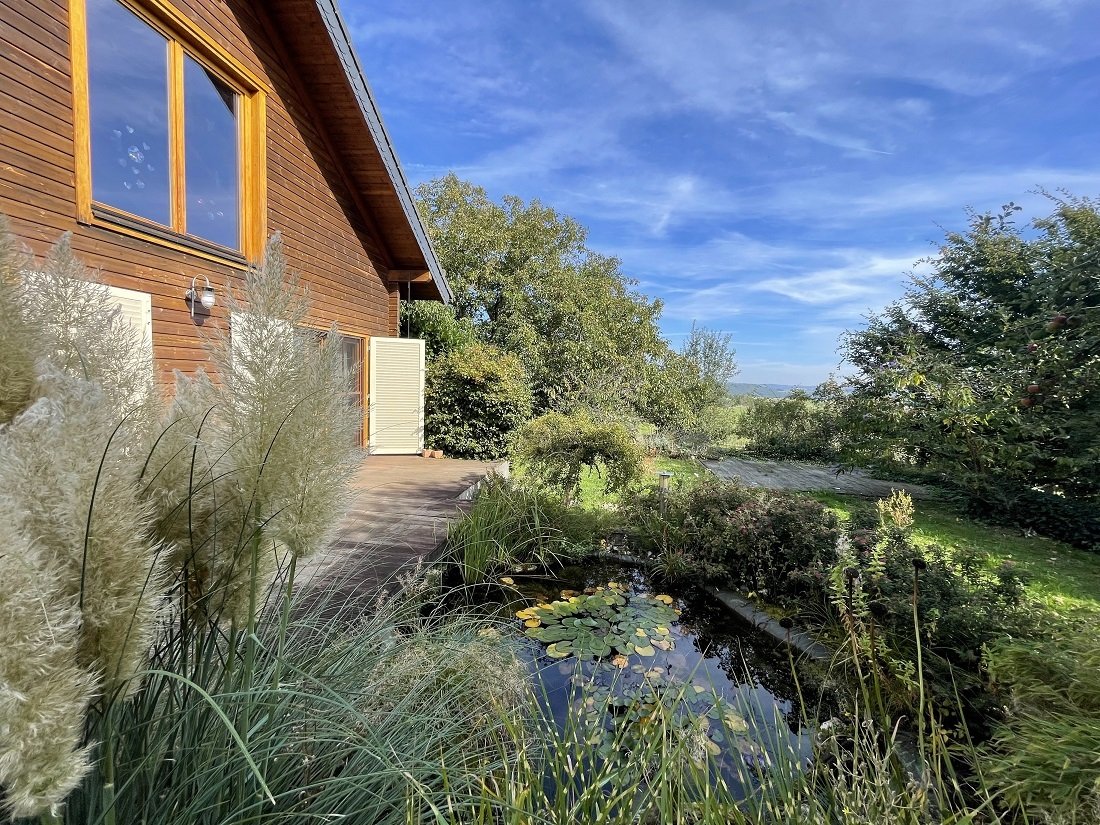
[546,641,572,658]
[520,583,679,662]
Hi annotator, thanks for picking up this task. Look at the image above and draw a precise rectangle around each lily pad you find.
[520,582,679,662]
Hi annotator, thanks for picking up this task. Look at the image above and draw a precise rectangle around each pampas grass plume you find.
[0,525,96,820]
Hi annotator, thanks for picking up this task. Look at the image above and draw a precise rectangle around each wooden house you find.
[0,0,448,452]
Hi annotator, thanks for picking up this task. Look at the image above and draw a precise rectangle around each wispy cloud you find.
[352,0,1100,383]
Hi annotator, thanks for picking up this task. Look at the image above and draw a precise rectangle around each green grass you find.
[807,490,1100,625]
[573,456,712,509]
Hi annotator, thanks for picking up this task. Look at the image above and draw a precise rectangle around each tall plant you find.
[0,226,162,818]
[0,223,360,819]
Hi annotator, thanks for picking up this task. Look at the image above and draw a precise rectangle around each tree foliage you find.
[400,299,478,360]
[841,196,1100,499]
[416,174,669,417]
[424,342,533,460]
[512,410,645,504]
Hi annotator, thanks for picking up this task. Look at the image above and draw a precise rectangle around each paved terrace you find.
[296,455,505,611]
[705,457,932,500]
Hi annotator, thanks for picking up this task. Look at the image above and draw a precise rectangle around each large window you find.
[72,0,266,259]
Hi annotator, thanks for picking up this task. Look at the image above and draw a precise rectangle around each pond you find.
[503,561,816,797]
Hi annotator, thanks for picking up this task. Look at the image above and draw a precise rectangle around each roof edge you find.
[312,0,453,304]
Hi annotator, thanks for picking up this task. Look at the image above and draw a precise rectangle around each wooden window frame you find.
[69,0,268,264]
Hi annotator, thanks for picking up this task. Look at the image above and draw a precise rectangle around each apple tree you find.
[841,196,1100,500]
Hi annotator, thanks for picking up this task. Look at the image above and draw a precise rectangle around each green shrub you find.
[627,479,842,598]
[447,477,608,582]
[425,342,533,459]
[968,484,1100,552]
[735,392,840,461]
[513,410,645,505]
[400,299,478,360]
[818,493,1033,723]
[668,402,743,459]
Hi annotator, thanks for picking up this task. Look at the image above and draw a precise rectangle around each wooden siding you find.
[0,0,401,390]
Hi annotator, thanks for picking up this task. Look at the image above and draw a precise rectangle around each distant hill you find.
[727,382,816,398]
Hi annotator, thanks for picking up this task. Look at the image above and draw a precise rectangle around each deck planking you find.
[296,455,505,609]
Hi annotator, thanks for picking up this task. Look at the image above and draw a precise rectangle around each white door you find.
[367,337,425,455]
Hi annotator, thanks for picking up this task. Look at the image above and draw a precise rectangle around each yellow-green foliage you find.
[513,410,645,504]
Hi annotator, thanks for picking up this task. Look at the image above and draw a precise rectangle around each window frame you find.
[69,0,267,264]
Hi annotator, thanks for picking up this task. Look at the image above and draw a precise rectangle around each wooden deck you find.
[296,455,505,608]
[705,457,932,499]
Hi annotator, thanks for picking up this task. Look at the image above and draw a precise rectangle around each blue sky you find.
[347,0,1100,385]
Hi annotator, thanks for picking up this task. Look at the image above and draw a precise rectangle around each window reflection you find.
[87,0,170,226]
[185,58,239,249]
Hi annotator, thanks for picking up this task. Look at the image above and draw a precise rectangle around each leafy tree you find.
[638,325,739,455]
[841,196,1100,499]
[416,174,668,416]
[680,323,738,407]
[512,410,645,505]
[401,299,477,360]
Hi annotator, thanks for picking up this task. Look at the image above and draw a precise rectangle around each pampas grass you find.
[21,233,155,419]
[0,222,361,818]
[0,527,96,821]
[142,234,359,626]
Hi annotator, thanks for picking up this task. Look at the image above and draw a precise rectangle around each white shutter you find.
[367,337,425,455]
[107,285,152,371]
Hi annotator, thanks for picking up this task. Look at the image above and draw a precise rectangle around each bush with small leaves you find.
[626,479,842,599]
[425,342,533,459]
[512,410,645,505]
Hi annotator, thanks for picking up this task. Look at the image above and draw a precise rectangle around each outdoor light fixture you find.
[658,471,673,516]
[185,276,216,317]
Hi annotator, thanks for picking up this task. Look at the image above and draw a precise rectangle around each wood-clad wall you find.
[0,0,399,386]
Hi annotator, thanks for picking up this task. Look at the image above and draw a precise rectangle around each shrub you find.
[820,493,1033,723]
[968,483,1100,552]
[512,410,645,505]
[735,392,840,461]
[425,342,533,459]
[400,299,478,360]
[668,402,743,459]
[627,479,842,599]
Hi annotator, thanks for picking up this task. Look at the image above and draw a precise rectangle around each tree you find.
[415,174,668,417]
[680,323,738,408]
[841,196,1100,499]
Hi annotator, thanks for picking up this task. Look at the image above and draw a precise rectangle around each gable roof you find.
[265,0,451,303]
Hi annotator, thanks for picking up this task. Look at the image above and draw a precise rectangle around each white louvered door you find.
[107,285,153,370]
[367,337,425,455]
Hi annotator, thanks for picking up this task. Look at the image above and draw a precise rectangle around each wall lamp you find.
[185,276,216,317]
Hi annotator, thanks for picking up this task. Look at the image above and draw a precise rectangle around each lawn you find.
[574,455,712,509]
[807,490,1100,627]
